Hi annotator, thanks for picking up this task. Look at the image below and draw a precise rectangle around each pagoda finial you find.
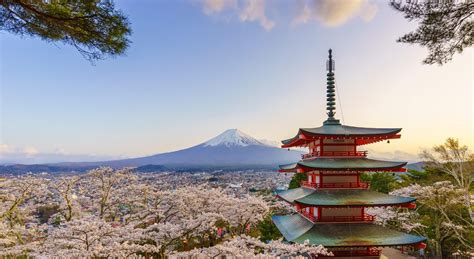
[324,49,340,125]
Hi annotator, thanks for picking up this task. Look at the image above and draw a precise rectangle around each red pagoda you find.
[272,50,426,257]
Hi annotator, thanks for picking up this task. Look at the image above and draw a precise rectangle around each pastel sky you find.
[1,0,472,164]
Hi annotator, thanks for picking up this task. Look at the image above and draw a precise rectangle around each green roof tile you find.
[279,158,407,171]
[272,214,426,247]
[282,124,401,145]
[296,189,415,206]
[272,214,314,241]
[275,187,315,203]
[277,188,415,207]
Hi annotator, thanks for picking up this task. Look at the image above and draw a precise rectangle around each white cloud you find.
[359,1,378,22]
[0,144,38,156]
[293,3,312,25]
[23,146,39,156]
[367,149,420,163]
[200,0,275,30]
[239,0,275,30]
[293,0,378,27]
[0,144,11,154]
[199,0,377,29]
[0,144,126,165]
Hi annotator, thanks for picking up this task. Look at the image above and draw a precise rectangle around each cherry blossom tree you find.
[38,216,131,258]
[172,235,331,258]
[0,176,51,257]
[49,176,81,221]
[421,138,474,224]
[0,168,328,258]
[0,176,50,226]
[82,167,138,220]
[0,220,46,258]
[122,185,270,257]
[368,181,473,257]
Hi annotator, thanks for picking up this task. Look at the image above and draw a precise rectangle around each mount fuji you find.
[96,129,302,168]
[1,129,302,173]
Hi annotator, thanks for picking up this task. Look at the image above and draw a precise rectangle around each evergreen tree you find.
[391,0,473,65]
[1,0,131,61]
[288,173,307,189]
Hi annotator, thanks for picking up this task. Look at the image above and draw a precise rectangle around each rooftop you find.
[276,187,415,207]
[282,124,402,148]
[279,157,407,172]
[272,214,426,247]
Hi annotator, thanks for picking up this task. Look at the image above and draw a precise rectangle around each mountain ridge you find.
[0,129,302,173]
[0,129,424,174]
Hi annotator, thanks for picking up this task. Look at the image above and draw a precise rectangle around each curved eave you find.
[295,224,427,248]
[295,197,416,208]
[272,214,427,248]
[279,158,407,173]
[278,163,300,173]
[281,129,306,148]
[298,163,408,173]
[281,126,402,148]
[275,187,315,203]
[271,214,313,241]
[300,126,402,138]
[276,188,416,207]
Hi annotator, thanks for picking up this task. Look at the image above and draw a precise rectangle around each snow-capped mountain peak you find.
[203,129,265,147]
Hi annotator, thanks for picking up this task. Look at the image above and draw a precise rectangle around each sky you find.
[1,0,473,164]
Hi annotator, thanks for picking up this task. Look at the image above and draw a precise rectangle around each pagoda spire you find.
[324,49,340,125]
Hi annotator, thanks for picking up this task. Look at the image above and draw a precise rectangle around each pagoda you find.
[272,50,426,257]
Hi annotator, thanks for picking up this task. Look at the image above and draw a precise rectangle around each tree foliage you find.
[173,235,331,258]
[0,167,329,258]
[366,138,474,257]
[391,0,473,65]
[288,172,306,189]
[370,181,473,257]
[361,172,397,193]
[0,0,131,61]
[257,214,282,242]
[421,138,474,224]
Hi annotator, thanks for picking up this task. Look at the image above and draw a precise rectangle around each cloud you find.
[293,0,378,27]
[359,1,378,22]
[22,146,39,156]
[239,0,275,30]
[203,0,237,14]
[1,144,39,156]
[0,144,11,154]
[199,0,377,29]
[200,0,275,30]
[367,149,420,163]
[293,3,312,25]
[0,144,127,165]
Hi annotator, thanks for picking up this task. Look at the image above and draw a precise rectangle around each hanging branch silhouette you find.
[391,0,473,65]
[0,0,132,62]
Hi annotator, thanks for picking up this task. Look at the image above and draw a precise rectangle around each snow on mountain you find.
[203,129,265,147]
[70,128,302,168]
[3,129,303,172]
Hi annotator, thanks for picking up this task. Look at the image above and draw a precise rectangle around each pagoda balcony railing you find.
[301,151,367,159]
[299,210,375,223]
[301,181,370,189]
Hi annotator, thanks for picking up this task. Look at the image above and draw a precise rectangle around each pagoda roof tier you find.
[281,124,401,148]
[276,188,415,207]
[272,214,426,247]
[279,158,407,173]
